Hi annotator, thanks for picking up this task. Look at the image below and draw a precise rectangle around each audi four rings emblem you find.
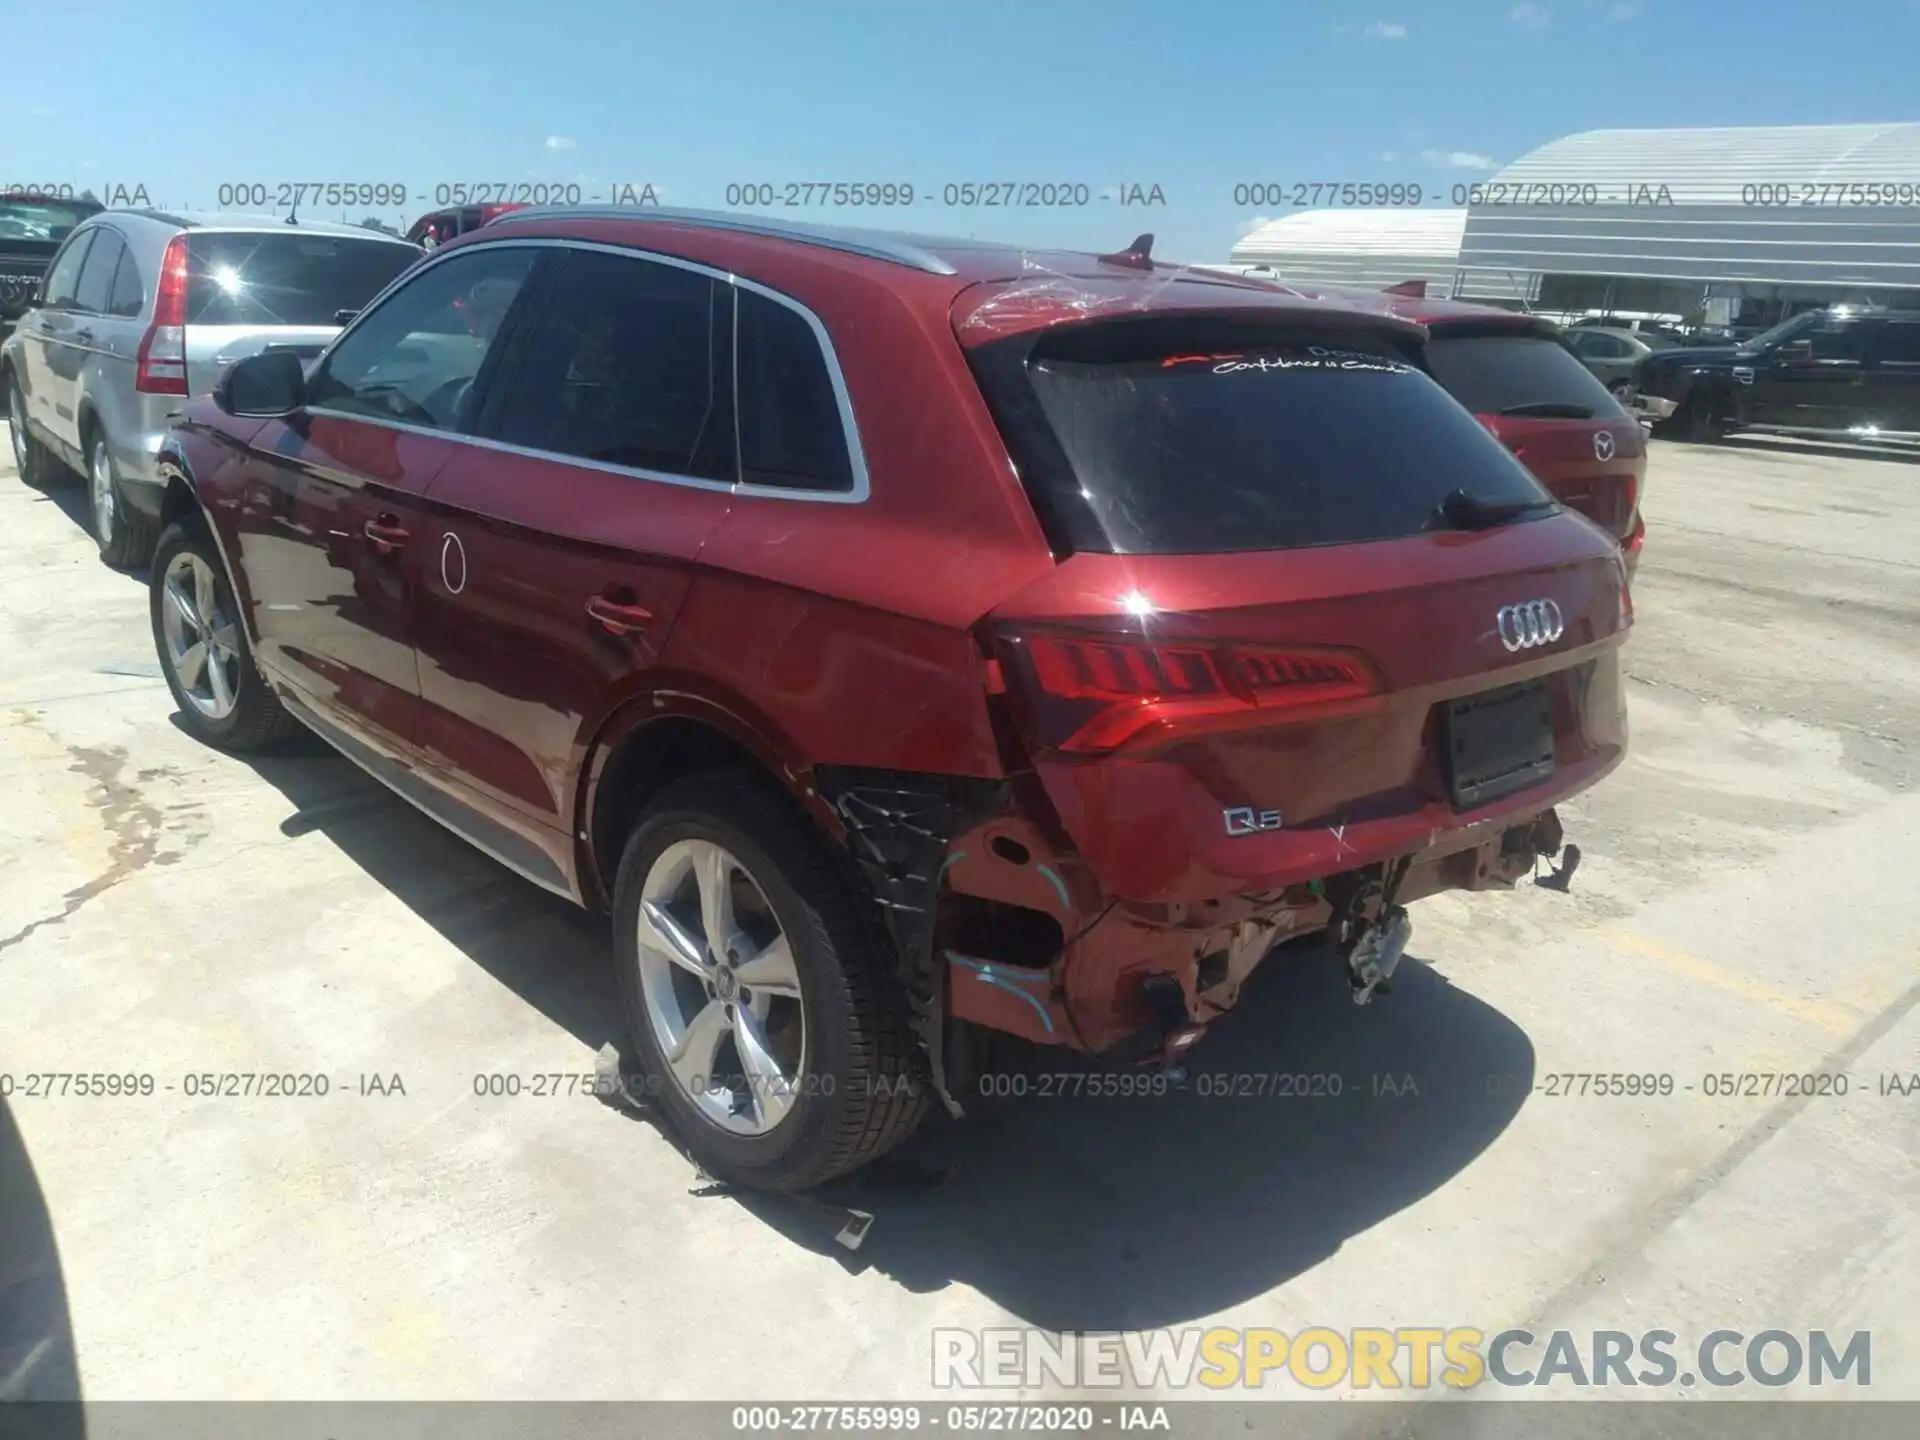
[1592,429,1616,461]
[1497,599,1564,652]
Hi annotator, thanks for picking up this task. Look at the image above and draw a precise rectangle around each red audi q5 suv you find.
[149,210,1630,1190]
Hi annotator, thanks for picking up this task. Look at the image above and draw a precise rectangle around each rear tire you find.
[150,520,303,753]
[611,768,928,1191]
[7,374,57,490]
[89,430,157,571]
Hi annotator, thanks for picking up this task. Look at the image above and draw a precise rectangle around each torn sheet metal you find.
[815,766,1010,1118]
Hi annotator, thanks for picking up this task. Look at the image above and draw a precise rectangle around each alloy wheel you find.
[634,838,808,1136]
[159,551,241,720]
[90,440,116,546]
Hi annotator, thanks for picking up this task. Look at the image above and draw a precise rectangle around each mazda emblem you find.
[1593,429,1616,462]
[1496,599,1565,652]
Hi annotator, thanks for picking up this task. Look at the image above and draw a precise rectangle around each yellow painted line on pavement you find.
[1596,924,1863,1038]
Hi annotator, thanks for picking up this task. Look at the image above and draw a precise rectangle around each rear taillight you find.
[1001,629,1382,756]
[135,235,190,396]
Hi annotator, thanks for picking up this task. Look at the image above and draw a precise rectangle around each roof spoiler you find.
[1382,280,1426,297]
[1096,233,1155,271]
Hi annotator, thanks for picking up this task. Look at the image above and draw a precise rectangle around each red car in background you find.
[404,202,526,249]
[1289,283,1649,575]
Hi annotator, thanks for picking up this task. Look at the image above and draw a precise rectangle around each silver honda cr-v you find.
[2,210,420,567]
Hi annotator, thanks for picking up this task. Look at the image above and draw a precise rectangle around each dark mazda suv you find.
[147,209,1631,1190]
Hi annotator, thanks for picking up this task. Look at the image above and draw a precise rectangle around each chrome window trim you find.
[731,274,868,501]
[306,236,873,506]
[488,204,960,276]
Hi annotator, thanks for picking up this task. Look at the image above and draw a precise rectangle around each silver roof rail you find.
[484,205,961,276]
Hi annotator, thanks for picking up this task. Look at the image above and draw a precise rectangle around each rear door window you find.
[184,232,420,327]
[484,248,735,482]
[971,321,1555,556]
[40,230,96,307]
[1808,317,1863,363]
[1425,332,1629,418]
[72,230,125,314]
[1868,321,1920,368]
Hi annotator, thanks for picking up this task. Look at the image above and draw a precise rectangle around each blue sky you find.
[7,0,1920,260]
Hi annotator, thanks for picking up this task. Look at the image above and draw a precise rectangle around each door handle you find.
[585,594,654,635]
[72,329,94,344]
[363,517,411,552]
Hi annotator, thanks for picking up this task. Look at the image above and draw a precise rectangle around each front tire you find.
[612,769,928,1191]
[89,432,157,570]
[1674,392,1723,443]
[150,520,302,752]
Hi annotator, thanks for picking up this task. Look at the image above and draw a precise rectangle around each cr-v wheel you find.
[150,520,303,752]
[7,376,56,489]
[612,770,928,1191]
[90,433,157,569]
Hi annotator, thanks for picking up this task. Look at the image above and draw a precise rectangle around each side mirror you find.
[215,350,307,417]
[1776,338,1815,365]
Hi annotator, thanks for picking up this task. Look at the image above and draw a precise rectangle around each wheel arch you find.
[577,687,844,911]
[154,446,261,644]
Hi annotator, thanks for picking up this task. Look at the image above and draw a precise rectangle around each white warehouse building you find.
[1224,207,1467,291]
[1226,123,1920,329]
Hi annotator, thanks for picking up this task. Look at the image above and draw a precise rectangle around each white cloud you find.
[1236,214,1275,237]
[1366,20,1409,39]
[1423,149,1497,170]
[545,135,576,152]
[1608,0,1641,17]
[1510,2,1550,28]
[1379,151,1400,162]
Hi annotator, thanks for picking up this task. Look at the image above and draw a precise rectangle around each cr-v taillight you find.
[998,628,1383,756]
[135,234,190,396]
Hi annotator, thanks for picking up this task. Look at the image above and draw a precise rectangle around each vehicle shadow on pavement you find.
[244,742,626,1052]
[14,470,146,583]
[243,744,1534,1331]
[0,1095,86,1424]
[754,943,1536,1330]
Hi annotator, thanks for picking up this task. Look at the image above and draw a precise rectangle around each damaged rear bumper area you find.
[817,765,1576,1107]
[938,807,1574,1059]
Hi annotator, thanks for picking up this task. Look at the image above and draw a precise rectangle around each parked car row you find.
[3,208,422,564]
[55,206,1632,1191]
[1630,304,1920,443]
[1,191,104,342]
[1250,283,1649,571]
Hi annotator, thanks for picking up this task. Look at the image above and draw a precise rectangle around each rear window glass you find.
[0,199,99,244]
[185,232,418,327]
[975,323,1555,556]
[1426,333,1628,419]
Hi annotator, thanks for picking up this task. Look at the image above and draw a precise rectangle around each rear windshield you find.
[1426,333,1629,419]
[185,232,419,327]
[0,199,99,245]
[971,321,1555,556]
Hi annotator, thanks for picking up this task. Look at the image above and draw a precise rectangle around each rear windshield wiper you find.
[1429,488,1557,531]
[1497,401,1596,419]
